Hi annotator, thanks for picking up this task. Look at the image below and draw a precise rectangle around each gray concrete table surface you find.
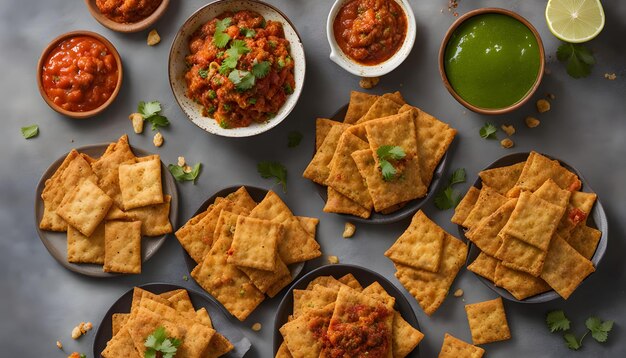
[1,0,624,357]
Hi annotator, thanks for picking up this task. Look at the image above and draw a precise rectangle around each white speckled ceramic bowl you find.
[169,0,306,137]
[326,0,416,77]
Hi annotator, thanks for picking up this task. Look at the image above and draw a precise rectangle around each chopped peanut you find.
[71,322,93,340]
[453,289,464,297]
[604,73,617,80]
[153,132,164,147]
[183,165,193,173]
[525,116,540,128]
[501,124,515,136]
[71,326,81,340]
[177,156,186,167]
[500,138,514,149]
[56,341,63,349]
[147,29,161,46]
[536,99,551,113]
[251,323,262,331]
[328,255,339,264]
[128,113,144,134]
[342,222,356,238]
[359,77,380,89]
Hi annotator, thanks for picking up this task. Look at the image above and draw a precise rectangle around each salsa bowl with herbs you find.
[169,0,305,137]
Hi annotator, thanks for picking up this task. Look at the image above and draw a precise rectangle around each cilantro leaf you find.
[144,326,181,358]
[380,160,397,181]
[434,186,459,210]
[213,32,231,48]
[240,27,256,38]
[546,310,571,333]
[258,161,288,192]
[168,163,201,184]
[145,349,157,358]
[586,317,613,343]
[377,145,405,161]
[228,70,255,91]
[215,17,232,33]
[252,61,271,79]
[479,123,498,139]
[564,333,582,350]
[145,114,170,131]
[287,131,302,148]
[557,42,595,79]
[449,168,466,186]
[21,124,39,139]
[138,101,161,118]
[230,39,250,54]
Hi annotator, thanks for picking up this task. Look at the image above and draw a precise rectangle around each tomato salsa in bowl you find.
[37,31,123,119]
[327,0,416,77]
[84,0,170,33]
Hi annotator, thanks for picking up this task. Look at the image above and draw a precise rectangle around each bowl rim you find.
[83,0,170,33]
[36,30,123,119]
[326,0,417,77]
[167,0,306,138]
[438,7,545,115]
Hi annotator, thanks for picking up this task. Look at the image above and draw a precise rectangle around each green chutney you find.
[444,13,541,109]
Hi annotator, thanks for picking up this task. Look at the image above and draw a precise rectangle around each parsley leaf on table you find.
[144,326,181,358]
[449,168,466,186]
[479,123,498,139]
[376,145,406,181]
[557,42,595,79]
[564,333,582,350]
[252,61,271,79]
[138,100,170,131]
[228,70,255,91]
[547,310,571,333]
[21,124,39,139]
[586,317,613,343]
[287,131,303,148]
[168,163,201,184]
[434,168,466,210]
[145,115,170,131]
[258,161,288,192]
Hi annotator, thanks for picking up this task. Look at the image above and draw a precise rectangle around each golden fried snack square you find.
[438,333,484,358]
[127,308,184,355]
[495,234,547,277]
[175,209,212,264]
[167,290,195,316]
[303,124,349,185]
[356,96,401,124]
[465,199,517,257]
[103,221,142,274]
[118,155,163,210]
[462,186,508,229]
[101,326,141,358]
[227,216,282,271]
[382,91,406,105]
[67,222,105,264]
[239,255,291,294]
[111,313,130,337]
[494,263,551,300]
[540,234,595,299]
[275,342,293,358]
[316,118,343,150]
[465,297,511,345]
[56,179,113,237]
[508,151,581,197]
[293,285,338,317]
[205,332,234,357]
[305,275,348,291]
[570,191,597,216]
[92,134,137,209]
[296,216,319,237]
[344,91,378,124]
[279,304,334,358]
[223,186,257,211]
[478,162,525,195]
[125,195,172,236]
[451,186,481,226]
[467,251,499,283]
[533,179,572,209]
[337,273,363,291]
[323,187,371,219]
[566,225,601,260]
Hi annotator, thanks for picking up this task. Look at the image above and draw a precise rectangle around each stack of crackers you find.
[39,135,172,273]
[303,90,456,218]
[176,187,321,321]
[102,287,233,358]
[454,151,599,300]
[277,274,423,358]
[385,210,468,315]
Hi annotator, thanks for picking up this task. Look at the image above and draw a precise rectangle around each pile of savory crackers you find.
[385,210,467,315]
[102,287,233,357]
[176,187,321,321]
[303,90,456,219]
[454,151,599,300]
[39,135,172,274]
[277,274,423,358]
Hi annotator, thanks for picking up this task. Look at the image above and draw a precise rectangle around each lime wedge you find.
[546,0,605,43]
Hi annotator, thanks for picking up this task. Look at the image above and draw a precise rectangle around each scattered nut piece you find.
[525,116,540,128]
[177,156,186,167]
[82,322,93,333]
[342,222,356,238]
[183,165,193,173]
[153,132,164,147]
[328,255,339,264]
[453,289,464,297]
[546,93,556,100]
[536,99,551,113]
[147,29,161,46]
[501,124,515,136]
[56,341,63,349]
[604,73,617,80]
[359,76,380,89]
[251,323,262,331]
[500,138,514,149]
[71,321,93,340]
[71,326,81,340]
[128,113,144,134]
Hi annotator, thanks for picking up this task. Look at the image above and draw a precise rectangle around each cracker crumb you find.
[342,222,356,238]
[128,113,144,134]
[500,138,514,149]
[153,132,164,147]
[147,29,161,46]
[56,341,63,349]
[177,156,186,167]
[501,124,515,136]
[604,73,617,80]
[71,326,81,339]
[525,116,540,128]
[359,77,380,89]
[251,323,262,331]
[536,99,551,113]
[328,255,339,264]
[453,288,464,297]
[183,165,193,173]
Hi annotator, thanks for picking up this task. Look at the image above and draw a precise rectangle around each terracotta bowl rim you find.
[83,0,170,33]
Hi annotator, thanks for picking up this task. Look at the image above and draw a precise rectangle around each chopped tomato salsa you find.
[41,36,119,112]
[568,207,587,225]
[96,0,162,24]
[184,10,296,129]
[333,0,407,65]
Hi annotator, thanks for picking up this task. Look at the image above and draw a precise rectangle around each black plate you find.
[182,186,306,304]
[314,104,450,224]
[460,152,608,303]
[92,283,251,357]
[273,264,421,357]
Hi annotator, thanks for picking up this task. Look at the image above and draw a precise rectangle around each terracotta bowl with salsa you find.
[37,31,123,119]
[84,0,170,33]
[327,0,417,77]
[169,0,306,137]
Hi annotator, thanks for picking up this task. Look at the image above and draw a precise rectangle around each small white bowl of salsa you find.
[326,0,417,77]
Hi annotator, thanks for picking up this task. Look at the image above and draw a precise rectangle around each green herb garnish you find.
[138,101,170,131]
[228,70,255,91]
[21,124,39,139]
[258,161,288,192]
[287,131,302,148]
[208,90,217,99]
[547,310,571,333]
[252,61,271,79]
[546,310,614,351]
[434,168,466,210]
[198,69,209,79]
[168,163,201,184]
[144,326,181,358]
[284,83,293,94]
[376,145,406,181]
[240,27,256,38]
[557,42,596,79]
[248,97,257,105]
[479,123,498,139]
[213,18,232,48]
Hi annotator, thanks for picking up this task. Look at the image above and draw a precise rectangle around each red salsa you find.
[184,11,296,129]
[96,0,162,23]
[41,36,118,113]
[333,0,407,65]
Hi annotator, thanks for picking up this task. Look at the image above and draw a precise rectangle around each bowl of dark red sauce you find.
[37,31,123,119]
[84,0,170,33]
[327,0,416,77]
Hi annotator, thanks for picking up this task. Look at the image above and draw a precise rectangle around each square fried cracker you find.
[178,323,216,358]
[118,155,163,210]
[224,186,258,211]
[92,134,137,208]
[125,195,172,236]
[205,333,234,357]
[101,326,141,358]
[127,308,185,355]
[323,187,371,219]
[239,255,291,293]
[494,263,551,300]
[132,287,171,313]
[465,297,511,344]
[316,118,343,150]
[337,273,363,291]
[462,186,508,229]
[293,284,338,317]
[111,313,130,336]
[195,308,213,328]
[395,232,467,315]
[385,210,445,272]
[382,91,406,105]
[465,199,517,257]
[362,281,395,306]
[467,251,499,283]
[67,222,105,264]
[392,311,424,358]
[533,179,572,208]
[478,162,525,195]
[40,150,99,231]
[540,234,595,299]
[275,342,293,358]
[306,275,348,291]
[399,105,457,187]
[57,179,113,237]
[103,221,142,274]
[344,91,378,124]
[250,191,321,264]
[502,191,564,250]
[303,124,349,185]
[167,290,195,316]
[159,289,186,299]
[228,216,282,271]
[439,333,484,358]
[495,234,547,277]
[451,186,481,226]
[508,151,582,197]
[570,191,597,215]
[105,204,129,220]
[326,132,373,209]
[356,96,401,124]
[566,225,601,259]
[296,216,319,236]
[266,272,294,298]
[280,304,334,358]
[175,209,212,263]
